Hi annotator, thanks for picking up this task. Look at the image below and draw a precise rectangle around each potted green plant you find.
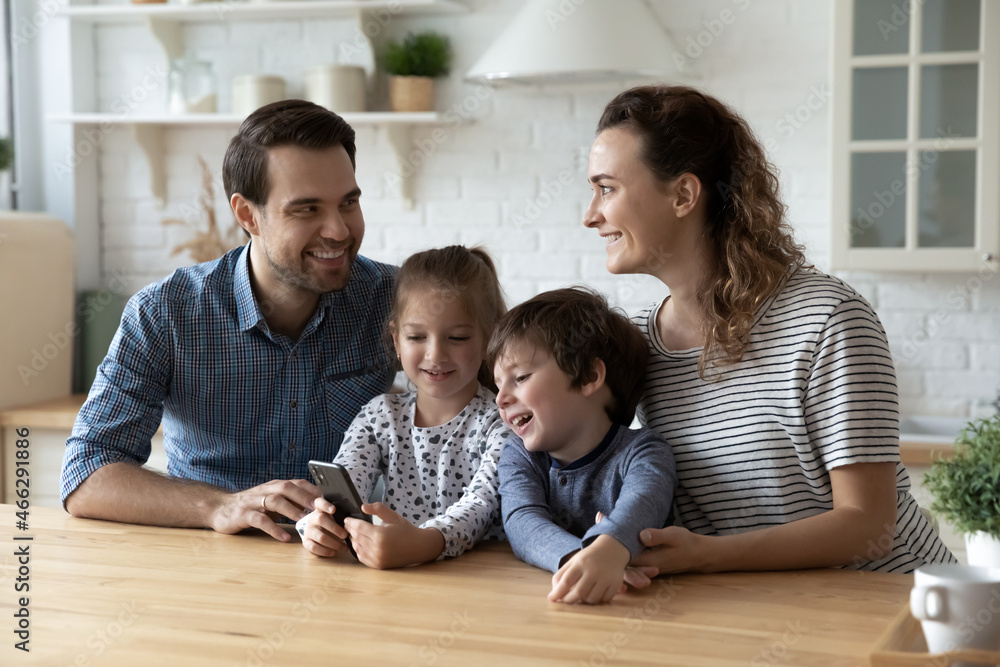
[381,31,453,112]
[924,413,1000,566]
[0,137,13,173]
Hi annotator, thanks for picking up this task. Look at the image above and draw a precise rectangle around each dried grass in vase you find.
[162,156,246,264]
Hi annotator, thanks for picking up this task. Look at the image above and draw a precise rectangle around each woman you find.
[584,85,955,574]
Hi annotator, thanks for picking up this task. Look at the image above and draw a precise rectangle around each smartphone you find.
[306,461,371,559]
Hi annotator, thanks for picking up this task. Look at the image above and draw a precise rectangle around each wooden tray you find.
[870,605,1000,666]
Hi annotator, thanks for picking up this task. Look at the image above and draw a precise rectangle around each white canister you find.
[304,65,366,113]
[232,75,287,117]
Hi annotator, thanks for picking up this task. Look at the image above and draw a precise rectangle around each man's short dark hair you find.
[222,99,357,209]
[486,287,649,425]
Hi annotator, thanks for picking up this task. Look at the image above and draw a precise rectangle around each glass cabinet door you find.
[831,0,999,271]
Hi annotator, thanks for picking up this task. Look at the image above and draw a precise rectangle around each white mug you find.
[910,564,1000,658]
[304,65,366,113]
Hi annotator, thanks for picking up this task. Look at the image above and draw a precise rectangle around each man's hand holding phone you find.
[210,478,321,543]
[297,498,352,557]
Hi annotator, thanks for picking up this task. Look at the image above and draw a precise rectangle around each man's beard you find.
[263,242,356,294]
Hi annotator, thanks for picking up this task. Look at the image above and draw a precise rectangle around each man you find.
[61,101,396,542]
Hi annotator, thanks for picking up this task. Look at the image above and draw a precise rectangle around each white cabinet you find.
[830,0,1000,272]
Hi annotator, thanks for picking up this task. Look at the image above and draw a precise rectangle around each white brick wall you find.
[81,0,998,418]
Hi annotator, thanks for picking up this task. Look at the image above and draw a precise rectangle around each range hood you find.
[466,0,677,85]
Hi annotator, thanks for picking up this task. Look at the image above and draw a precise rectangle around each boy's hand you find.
[298,497,350,558]
[591,511,659,586]
[345,502,445,569]
[549,534,631,604]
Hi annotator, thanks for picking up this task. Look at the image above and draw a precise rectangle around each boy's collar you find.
[548,423,620,471]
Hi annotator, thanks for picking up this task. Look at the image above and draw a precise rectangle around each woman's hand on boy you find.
[345,503,445,570]
[298,498,350,558]
[622,565,658,589]
[632,526,712,574]
[549,535,632,605]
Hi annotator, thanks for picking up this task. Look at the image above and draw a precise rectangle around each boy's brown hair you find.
[486,287,648,425]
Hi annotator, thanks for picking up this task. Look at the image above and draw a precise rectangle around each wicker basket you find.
[389,76,435,112]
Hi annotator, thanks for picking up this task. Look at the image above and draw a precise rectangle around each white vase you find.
[965,531,1000,566]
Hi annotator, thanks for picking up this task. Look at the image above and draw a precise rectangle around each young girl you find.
[297,245,511,569]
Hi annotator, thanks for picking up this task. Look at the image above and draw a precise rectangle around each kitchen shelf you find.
[49,112,447,208]
[47,111,443,125]
[58,0,469,23]
[49,0,468,273]
[60,0,467,62]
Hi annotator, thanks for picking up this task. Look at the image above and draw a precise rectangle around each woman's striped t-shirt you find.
[633,268,956,573]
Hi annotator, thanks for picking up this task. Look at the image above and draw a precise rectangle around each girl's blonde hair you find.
[597,85,807,377]
[388,246,507,391]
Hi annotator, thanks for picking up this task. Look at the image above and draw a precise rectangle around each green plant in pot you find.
[382,31,452,112]
[0,137,13,173]
[924,413,1000,566]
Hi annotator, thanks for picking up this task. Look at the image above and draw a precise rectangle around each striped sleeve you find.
[804,296,901,470]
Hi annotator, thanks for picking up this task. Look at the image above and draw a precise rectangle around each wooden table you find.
[0,506,915,666]
[0,394,955,505]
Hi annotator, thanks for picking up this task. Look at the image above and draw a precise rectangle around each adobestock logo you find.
[775,85,830,139]
[875,0,929,41]
[17,269,130,386]
[671,0,752,73]
[384,85,494,190]
[545,0,590,30]
[10,0,68,50]
[510,169,578,231]
[848,127,957,241]
[52,66,169,181]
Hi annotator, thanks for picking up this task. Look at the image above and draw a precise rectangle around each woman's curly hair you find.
[597,85,807,377]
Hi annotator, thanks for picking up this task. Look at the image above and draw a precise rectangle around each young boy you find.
[488,287,676,605]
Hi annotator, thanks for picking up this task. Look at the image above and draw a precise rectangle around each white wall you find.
[40,0,1000,418]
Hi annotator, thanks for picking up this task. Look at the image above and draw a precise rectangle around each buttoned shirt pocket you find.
[323,363,393,439]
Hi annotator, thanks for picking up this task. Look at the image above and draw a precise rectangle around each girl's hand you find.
[345,502,445,570]
[298,498,350,558]
[632,526,713,574]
